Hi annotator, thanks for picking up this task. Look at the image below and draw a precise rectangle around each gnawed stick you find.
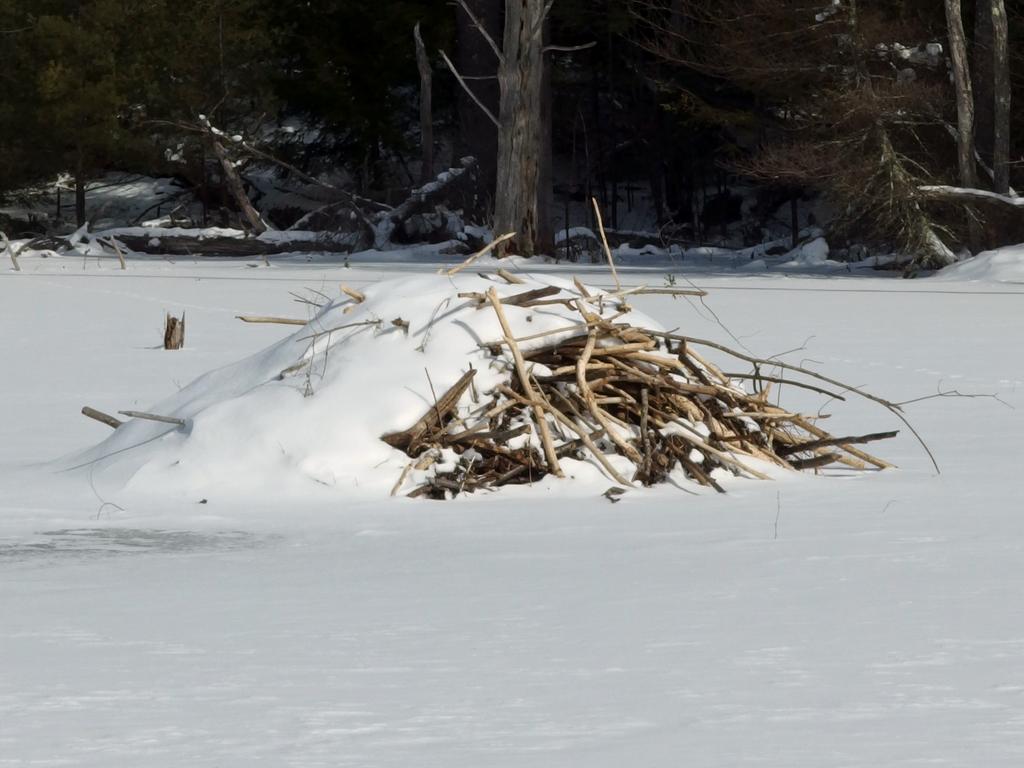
[577,329,643,465]
[789,453,843,471]
[776,430,899,457]
[459,285,562,309]
[118,410,187,427]
[786,414,893,469]
[382,369,477,452]
[237,315,308,326]
[633,287,708,298]
[487,288,563,477]
[82,407,123,430]
[657,330,928,472]
[391,450,439,496]
[444,232,516,277]
[341,284,366,303]
[499,384,632,487]
[496,268,524,285]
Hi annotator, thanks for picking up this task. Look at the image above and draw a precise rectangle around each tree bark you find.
[414,23,434,185]
[991,0,1011,194]
[536,12,555,255]
[494,0,548,256]
[75,170,86,228]
[206,131,268,235]
[972,0,995,168]
[456,0,502,204]
[944,0,977,190]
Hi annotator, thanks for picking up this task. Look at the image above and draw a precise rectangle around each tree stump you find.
[164,312,185,350]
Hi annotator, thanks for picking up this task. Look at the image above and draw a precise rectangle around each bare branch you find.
[454,0,504,63]
[919,184,1024,206]
[544,42,596,54]
[440,50,500,128]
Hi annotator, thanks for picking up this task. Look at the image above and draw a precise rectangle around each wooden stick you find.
[102,237,127,270]
[722,373,847,401]
[499,285,562,306]
[656,330,928,468]
[590,197,621,291]
[789,453,842,470]
[340,284,366,303]
[482,309,630,348]
[82,406,122,430]
[236,315,307,326]
[577,329,643,464]
[382,369,477,451]
[500,384,631,487]
[390,450,439,497]
[118,410,187,427]
[633,287,707,298]
[787,414,893,469]
[776,430,899,458]
[496,268,524,285]
[573,277,592,297]
[445,232,516,276]
[487,288,563,477]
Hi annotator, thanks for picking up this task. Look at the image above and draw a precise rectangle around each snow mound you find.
[782,237,830,266]
[68,274,655,501]
[935,245,1024,283]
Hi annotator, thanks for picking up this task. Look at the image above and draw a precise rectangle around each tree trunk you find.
[494,0,548,256]
[207,131,268,235]
[972,0,995,168]
[991,0,1011,194]
[536,12,555,255]
[944,0,977,190]
[414,23,434,185]
[75,171,86,228]
[456,0,502,205]
[790,194,799,250]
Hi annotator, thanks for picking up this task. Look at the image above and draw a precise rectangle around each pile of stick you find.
[384,281,897,499]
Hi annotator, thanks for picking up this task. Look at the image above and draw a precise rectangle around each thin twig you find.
[590,197,621,291]
[444,232,516,276]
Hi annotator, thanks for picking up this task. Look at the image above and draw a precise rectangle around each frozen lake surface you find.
[2,255,1023,766]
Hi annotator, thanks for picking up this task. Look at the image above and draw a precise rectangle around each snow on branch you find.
[918,185,1024,207]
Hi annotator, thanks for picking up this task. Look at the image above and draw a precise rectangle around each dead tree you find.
[414,23,434,185]
[991,0,1011,195]
[973,0,995,167]
[199,117,269,235]
[444,0,555,257]
[944,0,977,190]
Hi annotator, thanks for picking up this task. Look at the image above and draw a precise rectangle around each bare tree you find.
[991,0,1011,194]
[944,0,977,190]
[414,23,434,185]
[494,0,550,255]
[972,0,995,168]
[445,0,555,256]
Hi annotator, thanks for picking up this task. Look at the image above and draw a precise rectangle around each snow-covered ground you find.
[2,250,1024,766]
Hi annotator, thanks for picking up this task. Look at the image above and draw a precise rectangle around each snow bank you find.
[68,274,657,501]
[935,244,1024,283]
